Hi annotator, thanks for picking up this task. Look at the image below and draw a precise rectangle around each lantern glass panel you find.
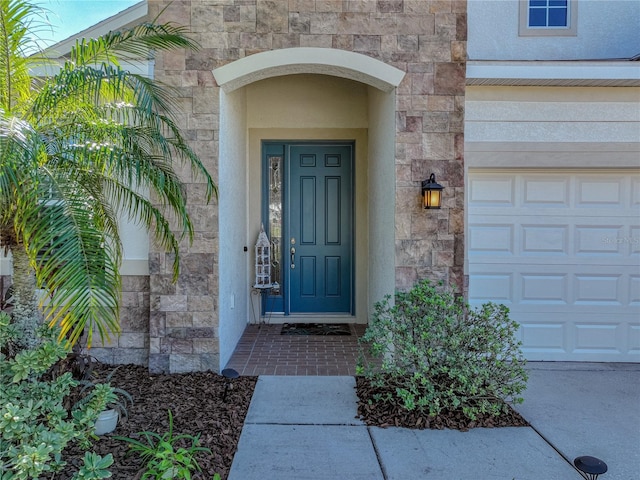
[425,189,441,208]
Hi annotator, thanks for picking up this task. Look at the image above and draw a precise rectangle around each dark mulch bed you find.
[59,364,527,478]
[355,376,529,431]
[61,363,257,480]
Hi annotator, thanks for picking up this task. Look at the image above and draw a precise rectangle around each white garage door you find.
[468,170,640,362]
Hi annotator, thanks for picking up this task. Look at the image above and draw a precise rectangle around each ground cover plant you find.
[115,409,213,480]
[1,313,254,480]
[60,364,256,480]
[357,280,529,431]
[0,313,113,479]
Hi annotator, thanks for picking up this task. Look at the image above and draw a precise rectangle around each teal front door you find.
[262,142,354,314]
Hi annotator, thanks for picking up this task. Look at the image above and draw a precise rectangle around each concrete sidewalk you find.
[228,365,640,480]
[515,363,640,480]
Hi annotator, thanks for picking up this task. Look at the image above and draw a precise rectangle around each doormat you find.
[280,323,352,336]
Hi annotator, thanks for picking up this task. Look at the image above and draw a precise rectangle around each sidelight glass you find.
[268,156,282,291]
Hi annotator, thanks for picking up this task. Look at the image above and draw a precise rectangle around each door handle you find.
[290,247,295,269]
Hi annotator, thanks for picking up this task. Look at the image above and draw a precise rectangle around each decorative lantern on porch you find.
[254,224,272,289]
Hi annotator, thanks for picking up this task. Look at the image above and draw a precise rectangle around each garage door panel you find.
[575,225,626,255]
[471,257,634,268]
[630,227,640,254]
[468,274,513,303]
[523,177,569,206]
[469,171,640,362]
[573,323,621,354]
[469,177,515,205]
[468,223,514,255]
[521,274,568,304]
[630,276,640,305]
[520,322,566,353]
[629,324,640,355]
[471,217,634,258]
[471,303,634,318]
[576,176,626,206]
[470,207,635,217]
[521,225,569,255]
[574,275,623,305]
[633,177,640,205]
[471,172,637,208]
[516,316,639,361]
[470,262,634,276]
[471,265,633,305]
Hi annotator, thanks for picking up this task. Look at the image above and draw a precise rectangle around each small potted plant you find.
[75,366,133,435]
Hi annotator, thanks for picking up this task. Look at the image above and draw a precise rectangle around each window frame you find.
[519,0,578,37]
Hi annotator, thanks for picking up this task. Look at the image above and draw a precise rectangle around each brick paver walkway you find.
[224,323,367,376]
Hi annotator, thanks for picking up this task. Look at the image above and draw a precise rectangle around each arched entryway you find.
[213,48,404,368]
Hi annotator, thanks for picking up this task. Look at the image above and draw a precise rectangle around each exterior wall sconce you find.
[421,173,444,209]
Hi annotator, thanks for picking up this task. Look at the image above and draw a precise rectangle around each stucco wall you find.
[468,0,639,60]
[466,86,640,168]
[146,0,466,372]
[217,87,248,372]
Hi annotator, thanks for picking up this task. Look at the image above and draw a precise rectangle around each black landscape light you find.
[221,368,240,401]
[573,456,608,480]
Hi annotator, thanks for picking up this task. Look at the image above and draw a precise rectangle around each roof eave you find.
[42,0,148,58]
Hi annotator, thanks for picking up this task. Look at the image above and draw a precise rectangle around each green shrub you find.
[0,312,113,479]
[357,280,528,421]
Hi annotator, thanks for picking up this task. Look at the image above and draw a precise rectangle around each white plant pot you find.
[94,408,119,435]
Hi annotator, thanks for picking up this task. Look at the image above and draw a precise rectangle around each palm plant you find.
[0,0,216,347]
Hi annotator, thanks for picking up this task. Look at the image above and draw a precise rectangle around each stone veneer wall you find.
[90,275,150,366]
[0,272,149,365]
[147,0,466,373]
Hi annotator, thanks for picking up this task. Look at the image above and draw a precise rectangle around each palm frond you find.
[0,0,35,111]
[33,47,216,202]
[41,114,187,281]
[0,111,41,226]
[114,74,216,202]
[102,176,182,280]
[15,164,122,346]
[69,21,199,67]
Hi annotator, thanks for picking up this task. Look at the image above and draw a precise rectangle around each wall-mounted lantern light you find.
[254,224,272,289]
[421,173,444,209]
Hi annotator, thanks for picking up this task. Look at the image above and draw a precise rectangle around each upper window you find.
[529,0,568,27]
[519,0,577,36]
